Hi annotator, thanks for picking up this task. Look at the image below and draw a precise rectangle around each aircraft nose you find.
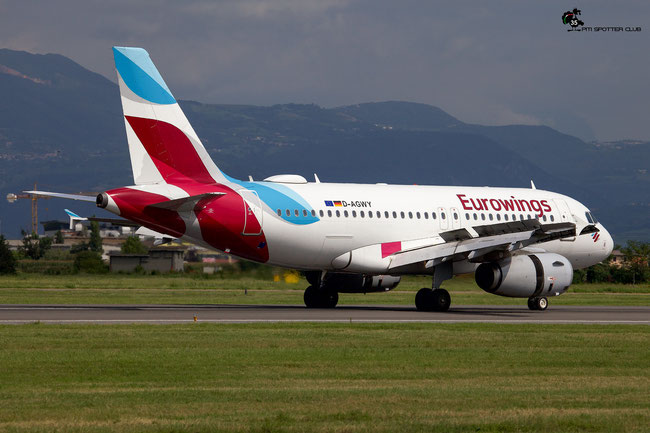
[599,225,614,259]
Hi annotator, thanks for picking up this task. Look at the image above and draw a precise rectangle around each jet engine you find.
[475,253,573,298]
[307,272,401,293]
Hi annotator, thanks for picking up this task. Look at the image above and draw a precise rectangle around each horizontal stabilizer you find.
[24,190,96,202]
[87,217,140,227]
[146,192,225,212]
[64,209,87,220]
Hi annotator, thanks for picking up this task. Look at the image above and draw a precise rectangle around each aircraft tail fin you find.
[113,47,228,186]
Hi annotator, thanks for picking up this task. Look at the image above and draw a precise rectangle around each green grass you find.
[0,274,648,306]
[0,323,647,432]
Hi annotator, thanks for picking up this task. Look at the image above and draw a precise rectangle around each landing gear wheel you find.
[527,297,548,311]
[431,289,451,312]
[415,288,451,312]
[304,286,319,308]
[415,288,433,311]
[304,286,339,308]
[322,291,339,308]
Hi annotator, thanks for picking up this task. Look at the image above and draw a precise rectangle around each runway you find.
[0,304,648,324]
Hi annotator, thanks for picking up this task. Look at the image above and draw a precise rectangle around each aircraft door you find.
[554,199,575,241]
[438,207,448,230]
[241,190,263,235]
[450,207,461,229]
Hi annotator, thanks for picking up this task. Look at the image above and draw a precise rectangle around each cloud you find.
[0,0,649,140]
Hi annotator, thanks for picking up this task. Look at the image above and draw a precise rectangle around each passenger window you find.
[327,210,332,217]
[504,214,509,221]
[481,214,486,221]
[368,211,373,218]
[424,212,429,219]
[303,210,308,217]
[277,209,282,216]
[319,210,324,217]
[550,215,555,222]
[465,213,469,220]
[441,213,446,220]
[432,212,437,219]
[286,209,290,217]
[385,211,390,218]
[519,214,523,220]
[294,209,299,217]
[400,211,405,219]
[489,214,493,221]
[542,215,547,222]
[496,214,501,221]
[311,210,316,217]
[473,213,477,220]
[416,212,421,219]
[408,212,413,219]
[453,212,458,220]
[344,210,348,217]
[336,210,340,217]
[393,211,397,218]
[352,210,356,217]
[376,211,381,218]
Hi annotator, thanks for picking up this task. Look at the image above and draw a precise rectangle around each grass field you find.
[0,274,648,306]
[0,323,648,433]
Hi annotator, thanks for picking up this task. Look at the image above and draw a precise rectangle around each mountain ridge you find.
[0,48,647,242]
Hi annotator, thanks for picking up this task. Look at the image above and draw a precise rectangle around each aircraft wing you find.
[388,219,576,272]
[24,190,97,202]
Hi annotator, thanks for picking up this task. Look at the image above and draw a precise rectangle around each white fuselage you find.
[207,182,614,273]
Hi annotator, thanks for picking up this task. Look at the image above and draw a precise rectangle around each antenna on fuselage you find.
[314,174,321,183]
[530,180,537,190]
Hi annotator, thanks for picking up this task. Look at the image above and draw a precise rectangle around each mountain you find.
[0,49,647,243]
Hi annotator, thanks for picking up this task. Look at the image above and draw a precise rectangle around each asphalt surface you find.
[0,304,648,324]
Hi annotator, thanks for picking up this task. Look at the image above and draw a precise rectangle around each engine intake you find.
[96,192,109,208]
[475,253,573,298]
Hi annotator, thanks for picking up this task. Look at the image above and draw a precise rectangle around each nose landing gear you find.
[527,297,548,310]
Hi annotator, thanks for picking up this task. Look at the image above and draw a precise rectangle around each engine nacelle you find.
[317,273,401,293]
[475,253,573,298]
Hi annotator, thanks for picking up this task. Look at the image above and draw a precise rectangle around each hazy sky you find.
[1,0,649,141]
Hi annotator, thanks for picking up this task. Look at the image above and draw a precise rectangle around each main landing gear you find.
[304,285,339,308]
[415,262,453,312]
[527,297,548,311]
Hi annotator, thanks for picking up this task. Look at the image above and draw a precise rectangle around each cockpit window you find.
[585,211,598,224]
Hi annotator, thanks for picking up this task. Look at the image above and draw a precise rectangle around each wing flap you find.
[388,220,576,271]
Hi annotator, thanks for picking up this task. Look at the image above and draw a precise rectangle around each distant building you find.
[40,220,68,237]
[609,250,626,267]
[109,248,185,273]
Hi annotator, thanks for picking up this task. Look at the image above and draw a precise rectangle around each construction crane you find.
[6,183,50,234]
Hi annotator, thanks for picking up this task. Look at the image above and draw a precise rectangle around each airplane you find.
[27,47,614,311]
